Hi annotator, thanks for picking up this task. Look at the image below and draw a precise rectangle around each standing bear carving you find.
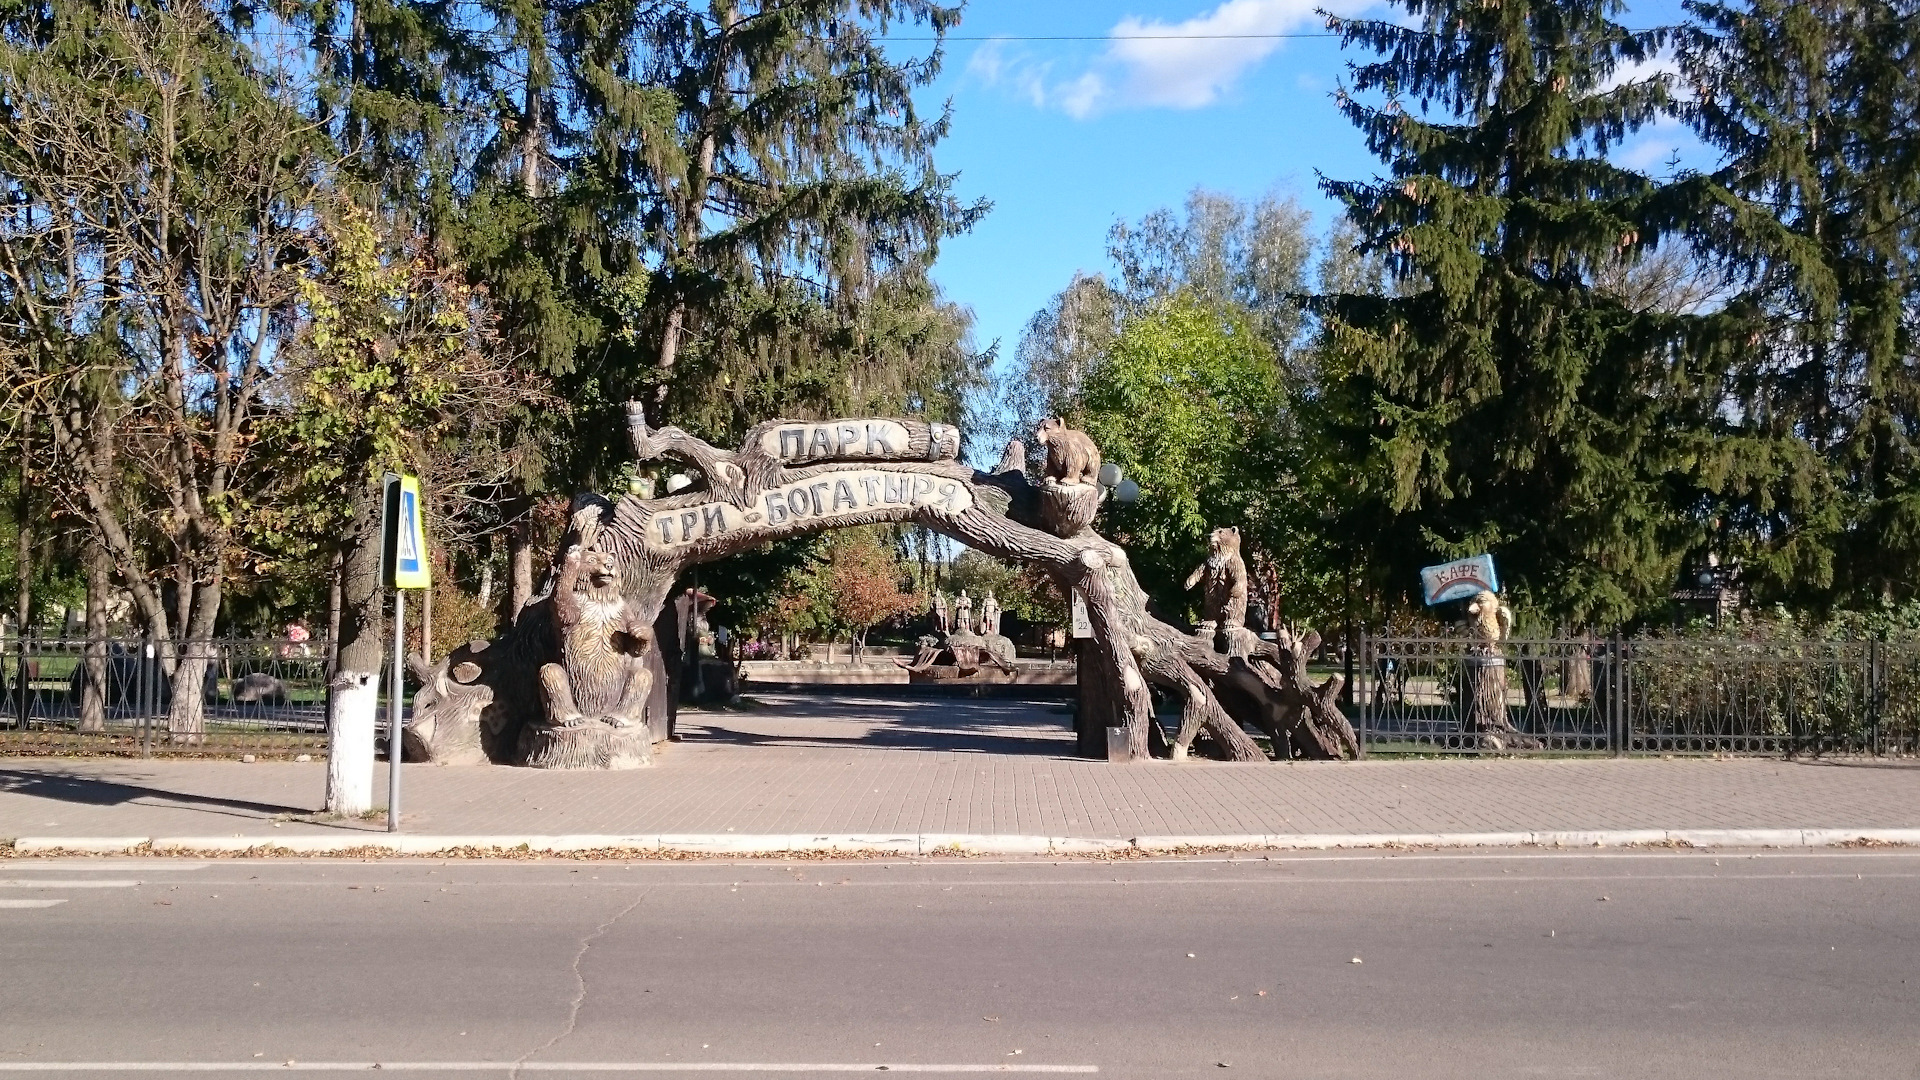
[1034,418,1102,486]
[1185,526,1249,633]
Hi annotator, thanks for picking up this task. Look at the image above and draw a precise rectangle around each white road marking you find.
[0,899,66,908]
[0,1064,1097,1073]
[0,880,140,888]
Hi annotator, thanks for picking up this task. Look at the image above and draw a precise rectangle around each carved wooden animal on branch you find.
[1185,526,1249,632]
[1034,418,1102,486]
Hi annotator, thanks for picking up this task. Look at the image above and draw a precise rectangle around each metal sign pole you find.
[387,589,404,833]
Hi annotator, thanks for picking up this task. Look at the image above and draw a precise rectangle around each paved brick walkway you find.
[2,693,1916,840]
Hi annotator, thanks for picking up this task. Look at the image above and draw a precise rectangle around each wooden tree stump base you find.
[1038,480,1101,537]
[518,722,653,770]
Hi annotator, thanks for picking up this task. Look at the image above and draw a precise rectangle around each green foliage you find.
[1313,0,1747,629]
[1079,295,1305,622]
[254,204,541,561]
[0,0,329,644]
[750,527,916,646]
[994,188,1315,454]
[1676,0,1920,610]
[697,534,831,635]
[293,209,469,477]
[944,550,1064,626]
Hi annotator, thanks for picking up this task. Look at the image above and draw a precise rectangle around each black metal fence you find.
[1357,635,1920,756]
[0,637,332,757]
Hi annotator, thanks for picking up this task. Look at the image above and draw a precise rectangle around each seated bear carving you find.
[1035,417,1102,487]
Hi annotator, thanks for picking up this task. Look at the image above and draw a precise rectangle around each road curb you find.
[7,827,1920,857]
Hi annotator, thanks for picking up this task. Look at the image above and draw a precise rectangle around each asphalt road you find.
[1,850,1917,1078]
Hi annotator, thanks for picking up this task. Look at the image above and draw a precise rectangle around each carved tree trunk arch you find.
[406,407,1360,767]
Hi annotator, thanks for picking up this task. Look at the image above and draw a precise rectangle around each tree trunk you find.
[651,601,682,742]
[326,487,385,815]
[14,454,32,729]
[326,549,343,676]
[1073,638,1114,757]
[79,540,109,732]
[163,567,223,740]
[500,490,535,627]
[1562,641,1593,701]
[1519,643,1549,730]
[78,541,108,726]
[1461,651,1537,751]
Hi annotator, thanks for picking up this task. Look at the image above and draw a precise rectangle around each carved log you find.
[1461,649,1539,751]
[520,719,652,769]
[1038,479,1101,539]
[410,411,1357,767]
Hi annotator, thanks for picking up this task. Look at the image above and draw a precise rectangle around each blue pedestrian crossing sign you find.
[381,473,431,590]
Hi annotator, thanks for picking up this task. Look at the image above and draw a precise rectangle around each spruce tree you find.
[1678,0,1920,607]
[1316,0,1737,626]
[559,0,988,438]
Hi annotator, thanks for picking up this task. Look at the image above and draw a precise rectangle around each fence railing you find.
[1357,635,1918,756]
[0,636,333,757]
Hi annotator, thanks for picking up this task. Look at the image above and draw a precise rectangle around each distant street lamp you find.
[1096,463,1138,504]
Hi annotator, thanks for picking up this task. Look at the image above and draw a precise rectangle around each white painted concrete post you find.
[325,670,376,816]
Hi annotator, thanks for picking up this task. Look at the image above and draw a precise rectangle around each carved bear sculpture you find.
[536,504,655,736]
[1185,526,1249,634]
[1034,417,1102,486]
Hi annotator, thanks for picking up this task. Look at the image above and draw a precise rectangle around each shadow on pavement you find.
[687,723,1075,757]
[681,694,1079,758]
[0,766,311,821]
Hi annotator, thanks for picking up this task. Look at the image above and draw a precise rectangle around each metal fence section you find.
[1356,637,1615,753]
[1358,635,1920,757]
[0,637,332,757]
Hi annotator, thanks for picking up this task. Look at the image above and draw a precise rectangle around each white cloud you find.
[967,0,1376,119]
[1612,115,1701,174]
[966,39,1050,108]
[1056,72,1109,119]
[1104,0,1319,110]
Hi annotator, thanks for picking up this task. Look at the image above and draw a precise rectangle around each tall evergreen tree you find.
[559,0,987,436]
[1315,0,1743,626]
[1677,0,1920,608]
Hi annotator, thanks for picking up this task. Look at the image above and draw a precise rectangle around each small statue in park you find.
[1466,592,1513,652]
[953,590,974,637]
[1034,417,1102,486]
[980,590,1001,637]
[519,501,656,768]
[932,590,950,634]
[1184,526,1249,637]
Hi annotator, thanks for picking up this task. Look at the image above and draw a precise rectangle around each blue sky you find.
[916,0,1702,373]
